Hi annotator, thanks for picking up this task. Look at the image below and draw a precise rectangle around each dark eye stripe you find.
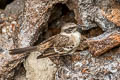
[64,27,77,33]
[64,27,76,33]
[69,27,76,30]
[64,29,71,33]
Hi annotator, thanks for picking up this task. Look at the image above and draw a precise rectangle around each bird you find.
[9,23,82,59]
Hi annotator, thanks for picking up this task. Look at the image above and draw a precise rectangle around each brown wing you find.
[54,35,72,53]
[36,34,58,52]
[37,34,75,59]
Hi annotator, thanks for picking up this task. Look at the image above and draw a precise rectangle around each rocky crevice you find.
[0,0,120,80]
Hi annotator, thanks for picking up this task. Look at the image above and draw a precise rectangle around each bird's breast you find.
[71,32,81,47]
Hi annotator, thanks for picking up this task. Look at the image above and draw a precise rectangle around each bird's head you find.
[61,23,82,34]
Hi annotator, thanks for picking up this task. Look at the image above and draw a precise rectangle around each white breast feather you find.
[72,32,81,46]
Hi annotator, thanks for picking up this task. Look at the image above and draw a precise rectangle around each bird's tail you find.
[9,46,37,54]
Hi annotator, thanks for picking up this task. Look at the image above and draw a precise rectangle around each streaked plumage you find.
[9,23,81,59]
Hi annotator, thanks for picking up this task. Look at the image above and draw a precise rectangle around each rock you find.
[5,0,25,16]
[88,31,120,56]
[88,30,120,56]
[101,0,120,26]
[56,49,120,80]
[0,0,120,79]
[24,52,57,80]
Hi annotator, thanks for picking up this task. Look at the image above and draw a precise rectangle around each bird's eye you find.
[64,29,71,33]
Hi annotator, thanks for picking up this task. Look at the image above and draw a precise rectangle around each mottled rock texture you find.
[88,30,120,56]
[24,52,57,80]
[0,0,120,80]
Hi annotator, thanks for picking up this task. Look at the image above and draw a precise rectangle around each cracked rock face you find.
[88,30,120,56]
[0,0,120,80]
[56,49,120,80]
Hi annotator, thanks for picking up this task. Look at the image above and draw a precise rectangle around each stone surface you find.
[88,30,120,56]
[56,49,120,80]
[70,0,116,31]
[24,52,57,80]
[0,0,120,79]
[101,0,120,26]
[0,0,26,78]
[5,0,25,16]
